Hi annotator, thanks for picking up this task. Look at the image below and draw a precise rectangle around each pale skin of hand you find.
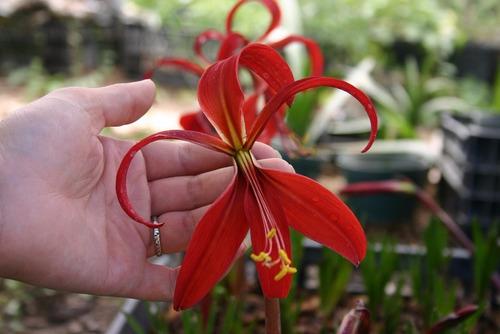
[0,80,292,301]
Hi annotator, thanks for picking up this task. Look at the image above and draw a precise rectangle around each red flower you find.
[116,44,377,310]
[145,0,324,145]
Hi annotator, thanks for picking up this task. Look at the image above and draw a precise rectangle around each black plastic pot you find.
[439,112,500,234]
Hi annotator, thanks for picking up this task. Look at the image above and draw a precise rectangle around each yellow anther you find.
[250,252,265,262]
[266,228,277,239]
[251,251,271,263]
[278,249,292,265]
[274,265,298,281]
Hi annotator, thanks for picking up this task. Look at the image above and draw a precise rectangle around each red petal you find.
[179,110,217,135]
[246,76,378,153]
[197,54,245,147]
[116,130,232,228]
[225,0,281,42]
[238,44,295,99]
[174,173,250,310]
[143,58,205,79]
[268,35,324,76]
[217,32,249,60]
[427,305,479,334]
[337,300,371,334]
[194,29,225,64]
[242,91,260,135]
[198,44,294,147]
[244,180,292,298]
[259,168,367,265]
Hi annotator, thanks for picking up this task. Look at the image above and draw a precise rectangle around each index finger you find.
[142,140,283,180]
[142,140,232,181]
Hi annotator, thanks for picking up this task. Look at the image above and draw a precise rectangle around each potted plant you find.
[333,56,473,226]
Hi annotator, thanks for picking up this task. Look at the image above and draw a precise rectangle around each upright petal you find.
[268,35,325,76]
[225,0,281,42]
[174,172,250,310]
[143,58,205,79]
[238,44,295,100]
[217,32,249,60]
[198,44,294,148]
[194,29,225,64]
[197,55,245,147]
[259,168,367,265]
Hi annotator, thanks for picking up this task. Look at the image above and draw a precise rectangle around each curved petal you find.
[225,0,281,42]
[197,54,245,147]
[116,130,232,228]
[259,167,367,265]
[198,44,294,148]
[174,173,250,310]
[143,58,205,79]
[246,76,378,153]
[194,29,225,64]
[244,178,292,298]
[216,32,249,60]
[268,35,324,76]
[238,43,295,100]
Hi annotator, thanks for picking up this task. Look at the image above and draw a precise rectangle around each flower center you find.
[235,150,297,281]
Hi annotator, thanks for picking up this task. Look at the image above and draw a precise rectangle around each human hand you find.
[0,80,291,300]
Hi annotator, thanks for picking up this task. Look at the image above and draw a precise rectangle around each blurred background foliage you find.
[128,0,499,66]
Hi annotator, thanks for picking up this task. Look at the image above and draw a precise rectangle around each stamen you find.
[251,251,272,263]
[274,264,297,281]
[236,150,298,282]
[266,228,277,239]
[278,249,292,265]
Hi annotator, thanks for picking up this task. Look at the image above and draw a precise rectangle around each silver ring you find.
[152,216,162,257]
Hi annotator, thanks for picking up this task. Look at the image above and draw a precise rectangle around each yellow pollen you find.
[274,265,298,281]
[266,228,277,239]
[278,249,292,265]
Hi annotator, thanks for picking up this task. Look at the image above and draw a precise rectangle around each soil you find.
[1,290,122,334]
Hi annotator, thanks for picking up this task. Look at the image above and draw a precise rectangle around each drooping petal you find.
[244,177,292,298]
[174,172,250,310]
[268,35,324,76]
[143,58,205,79]
[426,305,479,334]
[116,130,232,228]
[246,76,378,153]
[258,167,367,265]
[225,0,281,42]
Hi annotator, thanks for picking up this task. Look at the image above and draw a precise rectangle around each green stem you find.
[265,297,281,334]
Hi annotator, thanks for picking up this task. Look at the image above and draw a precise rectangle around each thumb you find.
[92,79,157,128]
[45,80,157,131]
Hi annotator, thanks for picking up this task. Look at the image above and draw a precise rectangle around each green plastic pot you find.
[337,152,430,226]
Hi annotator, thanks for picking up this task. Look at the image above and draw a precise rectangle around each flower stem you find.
[265,297,281,334]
